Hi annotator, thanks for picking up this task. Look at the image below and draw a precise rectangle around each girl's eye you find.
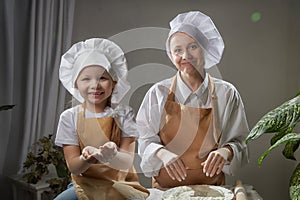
[82,78,90,81]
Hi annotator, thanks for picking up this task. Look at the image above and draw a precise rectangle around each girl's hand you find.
[80,146,100,164]
[201,147,232,177]
[80,142,118,164]
[156,148,187,182]
[99,141,118,163]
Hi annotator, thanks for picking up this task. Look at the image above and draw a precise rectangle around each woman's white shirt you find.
[137,72,249,177]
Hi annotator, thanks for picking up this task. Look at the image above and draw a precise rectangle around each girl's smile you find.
[76,65,115,112]
[89,91,104,97]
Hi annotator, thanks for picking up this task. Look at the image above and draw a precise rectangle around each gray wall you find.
[72,0,300,199]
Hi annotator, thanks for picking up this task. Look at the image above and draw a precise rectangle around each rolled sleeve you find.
[138,135,164,177]
[219,86,250,175]
[136,83,169,176]
[116,105,139,138]
[222,141,249,175]
[55,107,79,147]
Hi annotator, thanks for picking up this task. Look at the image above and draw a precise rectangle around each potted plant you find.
[246,92,300,200]
[22,134,71,199]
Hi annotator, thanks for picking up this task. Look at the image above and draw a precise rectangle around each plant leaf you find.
[246,94,300,143]
[271,130,289,145]
[258,133,300,165]
[0,105,15,111]
[290,163,300,199]
[283,140,300,160]
[22,133,70,188]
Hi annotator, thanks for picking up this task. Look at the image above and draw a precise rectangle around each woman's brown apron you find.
[153,74,225,189]
[72,106,149,200]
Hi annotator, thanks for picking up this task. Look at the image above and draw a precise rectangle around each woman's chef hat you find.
[166,11,225,69]
[59,38,130,105]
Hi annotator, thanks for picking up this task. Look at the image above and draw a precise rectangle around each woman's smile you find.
[180,61,193,67]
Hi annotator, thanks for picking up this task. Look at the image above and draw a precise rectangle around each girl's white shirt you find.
[137,72,250,177]
[55,104,137,147]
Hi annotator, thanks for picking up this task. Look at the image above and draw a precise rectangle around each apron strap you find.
[167,75,177,101]
[208,75,222,145]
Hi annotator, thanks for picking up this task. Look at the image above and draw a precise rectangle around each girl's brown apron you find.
[153,74,225,189]
[72,106,149,200]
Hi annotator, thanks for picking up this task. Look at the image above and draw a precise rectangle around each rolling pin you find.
[234,180,248,200]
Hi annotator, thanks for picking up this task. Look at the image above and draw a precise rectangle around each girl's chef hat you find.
[166,11,225,69]
[59,38,130,105]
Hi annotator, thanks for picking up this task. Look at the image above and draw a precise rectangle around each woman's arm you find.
[219,87,250,175]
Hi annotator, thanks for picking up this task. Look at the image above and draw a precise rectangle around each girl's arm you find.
[63,145,97,175]
[108,137,136,170]
[64,137,136,174]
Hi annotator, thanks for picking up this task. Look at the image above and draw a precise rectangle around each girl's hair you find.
[106,96,112,107]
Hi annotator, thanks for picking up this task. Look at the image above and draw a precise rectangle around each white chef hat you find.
[166,11,225,69]
[59,38,130,105]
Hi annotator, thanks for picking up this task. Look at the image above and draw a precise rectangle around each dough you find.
[162,185,234,200]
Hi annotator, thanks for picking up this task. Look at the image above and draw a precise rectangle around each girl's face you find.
[76,65,115,112]
[169,32,205,77]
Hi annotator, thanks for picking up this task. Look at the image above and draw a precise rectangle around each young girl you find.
[55,38,149,200]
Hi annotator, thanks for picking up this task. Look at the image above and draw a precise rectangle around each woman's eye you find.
[189,44,198,50]
[82,78,90,81]
[98,76,107,81]
[173,48,182,54]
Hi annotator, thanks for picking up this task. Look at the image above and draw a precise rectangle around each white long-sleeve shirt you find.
[137,72,249,177]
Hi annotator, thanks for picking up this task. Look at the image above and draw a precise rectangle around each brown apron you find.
[153,74,225,189]
[72,106,149,200]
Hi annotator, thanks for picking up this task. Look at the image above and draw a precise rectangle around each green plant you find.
[246,92,300,200]
[22,134,71,198]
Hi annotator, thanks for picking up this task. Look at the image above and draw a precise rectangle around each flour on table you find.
[162,185,234,200]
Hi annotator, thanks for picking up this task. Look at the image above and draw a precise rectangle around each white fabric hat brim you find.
[166,11,225,69]
[59,38,130,104]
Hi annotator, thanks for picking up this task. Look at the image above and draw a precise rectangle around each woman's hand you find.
[156,148,187,182]
[201,147,233,177]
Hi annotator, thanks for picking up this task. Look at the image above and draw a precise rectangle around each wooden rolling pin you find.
[234,180,248,200]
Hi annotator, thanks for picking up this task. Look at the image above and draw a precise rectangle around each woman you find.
[137,11,249,189]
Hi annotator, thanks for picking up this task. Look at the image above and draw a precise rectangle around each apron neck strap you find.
[167,73,221,144]
[207,75,222,144]
[168,73,216,101]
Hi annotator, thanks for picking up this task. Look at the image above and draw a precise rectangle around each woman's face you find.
[76,65,115,110]
[169,32,205,76]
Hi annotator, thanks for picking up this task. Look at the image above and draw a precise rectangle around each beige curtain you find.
[0,0,75,197]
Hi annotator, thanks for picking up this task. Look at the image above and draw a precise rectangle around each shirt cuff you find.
[222,143,240,175]
[140,143,164,177]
